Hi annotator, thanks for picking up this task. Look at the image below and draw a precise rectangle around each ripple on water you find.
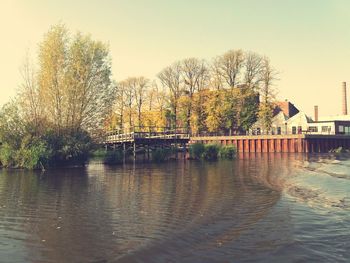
[0,155,349,262]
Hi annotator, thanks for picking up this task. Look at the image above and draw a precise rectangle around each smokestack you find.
[342,82,348,115]
[314,105,319,122]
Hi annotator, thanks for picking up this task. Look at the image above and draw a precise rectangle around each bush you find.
[0,143,15,167]
[0,138,52,169]
[16,140,52,170]
[202,144,221,161]
[104,150,124,164]
[219,145,236,159]
[90,148,107,158]
[189,143,205,159]
[44,129,92,165]
[152,148,172,162]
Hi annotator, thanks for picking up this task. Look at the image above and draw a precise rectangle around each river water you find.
[0,154,349,263]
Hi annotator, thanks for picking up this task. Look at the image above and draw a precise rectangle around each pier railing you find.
[105,127,190,144]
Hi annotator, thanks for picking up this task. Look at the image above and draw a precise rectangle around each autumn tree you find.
[180,58,208,133]
[65,32,114,132]
[36,24,114,135]
[37,24,68,134]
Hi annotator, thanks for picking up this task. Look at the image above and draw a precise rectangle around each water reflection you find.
[0,154,349,262]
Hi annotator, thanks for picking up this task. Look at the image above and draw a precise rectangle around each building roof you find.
[274,100,300,118]
[287,111,314,124]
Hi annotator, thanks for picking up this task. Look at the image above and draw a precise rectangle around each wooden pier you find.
[105,126,350,154]
[105,130,190,146]
[105,128,190,158]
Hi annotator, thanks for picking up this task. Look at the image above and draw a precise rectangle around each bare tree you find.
[258,57,278,132]
[133,76,150,128]
[215,49,245,88]
[122,78,137,130]
[158,62,182,129]
[244,52,263,89]
[114,81,126,130]
[19,53,43,134]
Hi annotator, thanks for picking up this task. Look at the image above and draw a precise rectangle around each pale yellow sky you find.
[1,0,350,117]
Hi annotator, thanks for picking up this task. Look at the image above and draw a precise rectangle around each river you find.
[0,153,349,262]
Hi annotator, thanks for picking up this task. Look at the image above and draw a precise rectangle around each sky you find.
[1,0,350,117]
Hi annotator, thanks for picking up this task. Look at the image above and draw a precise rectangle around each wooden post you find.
[133,142,136,160]
[123,143,126,163]
[183,143,186,161]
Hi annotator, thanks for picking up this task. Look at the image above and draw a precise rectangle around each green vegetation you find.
[219,145,237,159]
[0,24,114,169]
[189,143,236,161]
[202,144,221,161]
[108,50,277,136]
[103,150,124,165]
[1,23,277,169]
[152,148,173,162]
[189,143,205,159]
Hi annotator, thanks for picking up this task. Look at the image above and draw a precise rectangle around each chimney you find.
[314,105,319,122]
[342,82,348,115]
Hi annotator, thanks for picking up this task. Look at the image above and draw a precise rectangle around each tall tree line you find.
[110,50,277,135]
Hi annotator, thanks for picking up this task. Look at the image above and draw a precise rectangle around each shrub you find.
[104,150,124,164]
[0,143,15,167]
[202,144,221,161]
[189,143,205,159]
[219,145,237,159]
[90,148,107,158]
[0,138,52,169]
[44,129,92,165]
[16,140,52,169]
[152,148,172,162]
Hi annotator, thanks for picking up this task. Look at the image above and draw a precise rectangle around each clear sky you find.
[1,0,350,117]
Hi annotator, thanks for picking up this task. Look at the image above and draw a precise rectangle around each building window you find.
[322,126,330,133]
[298,126,302,134]
[292,126,297,134]
[345,127,350,134]
[271,127,275,135]
[308,126,318,133]
[277,127,281,135]
[339,125,344,133]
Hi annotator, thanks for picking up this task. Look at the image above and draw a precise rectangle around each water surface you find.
[0,154,349,262]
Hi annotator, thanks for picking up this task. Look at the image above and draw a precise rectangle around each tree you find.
[215,49,245,88]
[114,81,126,130]
[120,78,136,130]
[181,58,208,133]
[65,32,114,133]
[243,52,263,89]
[37,24,68,134]
[158,62,182,129]
[19,53,44,135]
[36,24,114,135]
[133,77,150,128]
[258,57,278,133]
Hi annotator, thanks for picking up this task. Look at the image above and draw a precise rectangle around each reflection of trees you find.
[117,155,305,262]
[0,167,118,263]
[0,154,309,262]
